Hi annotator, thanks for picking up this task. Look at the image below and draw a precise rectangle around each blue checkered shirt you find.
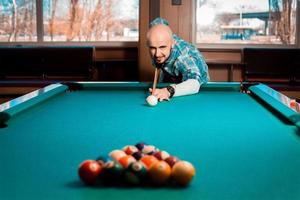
[150,18,210,84]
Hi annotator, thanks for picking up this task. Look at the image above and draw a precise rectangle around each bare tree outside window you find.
[0,0,37,42]
[43,0,139,42]
[196,0,297,45]
[0,0,138,42]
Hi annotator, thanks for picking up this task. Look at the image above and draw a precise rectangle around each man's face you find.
[147,33,173,64]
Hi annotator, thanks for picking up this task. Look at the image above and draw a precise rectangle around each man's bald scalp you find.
[147,24,173,44]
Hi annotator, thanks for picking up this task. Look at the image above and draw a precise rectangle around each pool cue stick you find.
[152,67,159,94]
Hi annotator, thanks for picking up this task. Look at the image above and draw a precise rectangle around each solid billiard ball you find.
[153,151,170,160]
[102,161,124,184]
[95,155,110,167]
[78,160,102,185]
[109,149,127,161]
[118,155,136,168]
[135,142,146,151]
[171,161,196,186]
[122,145,139,155]
[165,156,179,167]
[140,155,159,169]
[124,170,140,185]
[148,160,171,185]
[146,95,158,106]
[132,151,144,160]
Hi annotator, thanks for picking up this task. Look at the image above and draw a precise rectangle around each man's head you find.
[147,24,174,64]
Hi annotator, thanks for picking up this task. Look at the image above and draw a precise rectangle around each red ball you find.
[78,160,102,185]
[165,156,179,167]
[290,100,297,109]
[153,151,170,160]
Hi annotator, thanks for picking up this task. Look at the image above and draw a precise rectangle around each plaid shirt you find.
[150,18,210,84]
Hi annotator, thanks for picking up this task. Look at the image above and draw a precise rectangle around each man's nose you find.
[155,49,162,57]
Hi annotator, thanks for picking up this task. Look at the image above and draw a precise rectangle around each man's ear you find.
[171,39,175,48]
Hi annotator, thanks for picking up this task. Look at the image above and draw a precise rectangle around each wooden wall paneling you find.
[95,48,137,60]
[138,0,153,81]
[160,0,179,35]
[178,0,192,42]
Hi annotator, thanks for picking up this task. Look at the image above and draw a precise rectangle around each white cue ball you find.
[146,95,158,106]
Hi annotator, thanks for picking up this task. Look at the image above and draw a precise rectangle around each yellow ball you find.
[171,161,195,186]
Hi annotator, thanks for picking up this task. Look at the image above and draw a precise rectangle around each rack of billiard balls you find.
[78,142,195,187]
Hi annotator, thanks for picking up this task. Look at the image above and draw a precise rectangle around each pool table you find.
[0,82,300,200]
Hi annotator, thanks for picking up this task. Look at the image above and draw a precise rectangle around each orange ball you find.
[171,161,195,186]
[148,160,171,185]
[140,155,158,169]
[118,155,136,168]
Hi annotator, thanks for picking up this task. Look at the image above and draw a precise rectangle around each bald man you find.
[147,18,209,101]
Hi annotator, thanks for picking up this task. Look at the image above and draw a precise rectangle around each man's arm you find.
[172,79,200,97]
[149,79,200,101]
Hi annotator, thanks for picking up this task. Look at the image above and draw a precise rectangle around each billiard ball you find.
[165,156,179,167]
[135,142,146,151]
[132,151,144,160]
[142,145,157,155]
[140,155,158,169]
[95,155,110,167]
[109,149,127,161]
[171,161,195,186]
[148,160,171,185]
[153,151,170,160]
[118,155,136,168]
[102,161,124,184]
[78,160,102,185]
[122,145,139,155]
[146,95,158,106]
[124,161,147,185]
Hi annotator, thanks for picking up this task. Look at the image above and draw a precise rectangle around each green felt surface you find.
[0,83,300,200]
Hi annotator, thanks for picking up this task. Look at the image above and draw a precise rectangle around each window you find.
[0,0,37,42]
[0,0,139,42]
[196,0,297,45]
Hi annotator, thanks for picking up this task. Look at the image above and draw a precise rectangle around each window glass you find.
[196,0,297,45]
[0,0,37,42]
[43,0,139,42]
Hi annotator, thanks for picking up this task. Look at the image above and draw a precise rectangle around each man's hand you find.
[149,88,171,102]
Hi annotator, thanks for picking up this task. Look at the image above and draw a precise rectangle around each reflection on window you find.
[196,0,297,45]
[43,0,139,42]
[0,0,37,42]
[0,0,138,42]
